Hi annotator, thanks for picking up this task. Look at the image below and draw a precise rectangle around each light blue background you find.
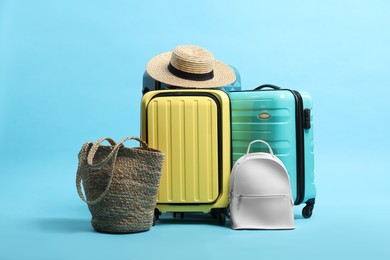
[1,0,389,259]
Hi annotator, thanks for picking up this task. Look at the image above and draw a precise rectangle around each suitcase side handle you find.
[246,140,275,157]
[254,84,281,91]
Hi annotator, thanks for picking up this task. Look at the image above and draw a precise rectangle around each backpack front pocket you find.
[233,194,294,229]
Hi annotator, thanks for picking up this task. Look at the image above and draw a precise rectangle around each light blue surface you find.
[1,0,390,259]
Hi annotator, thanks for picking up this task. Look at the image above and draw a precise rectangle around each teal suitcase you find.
[142,65,241,95]
[228,84,316,218]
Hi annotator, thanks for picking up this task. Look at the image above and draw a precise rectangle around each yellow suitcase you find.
[141,89,231,225]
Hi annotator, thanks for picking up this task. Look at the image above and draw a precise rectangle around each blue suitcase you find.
[228,84,316,218]
[142,65,241,95]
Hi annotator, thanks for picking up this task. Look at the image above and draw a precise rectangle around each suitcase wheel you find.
[173,212,184,218]
[211,208,227,226]
[216,212,226,226]
[153,208,161,226]
[302,199,315,219]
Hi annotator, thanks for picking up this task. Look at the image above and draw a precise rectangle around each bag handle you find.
[76,136,148,205]
[86,137,118,167]
[246,140,275,157]
[253,84,281,91]
[117,136,148,149]
[229,140,276,202]
[87,136,148,167]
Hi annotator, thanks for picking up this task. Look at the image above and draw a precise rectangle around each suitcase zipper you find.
[236,194,294,209]
[288,90,305,205]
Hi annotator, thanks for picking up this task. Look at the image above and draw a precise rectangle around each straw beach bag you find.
[76,137,164,233]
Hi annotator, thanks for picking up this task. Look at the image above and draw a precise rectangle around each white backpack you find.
[229,140,294,230]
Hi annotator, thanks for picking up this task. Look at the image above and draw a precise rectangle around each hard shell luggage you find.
[140,89,231,225]
[142,65,241,95]
[228,84,316,218]
[229,140,294,230]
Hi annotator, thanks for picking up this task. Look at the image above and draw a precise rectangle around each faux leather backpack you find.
[229,140,294,230]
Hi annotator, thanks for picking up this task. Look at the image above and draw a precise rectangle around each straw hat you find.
[146,45,236,88]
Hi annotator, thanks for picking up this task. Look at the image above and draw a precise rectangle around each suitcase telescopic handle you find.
[246,140,275,157]
[254,84,281,91]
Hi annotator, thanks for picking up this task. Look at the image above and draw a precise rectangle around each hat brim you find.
[146,52,236,88]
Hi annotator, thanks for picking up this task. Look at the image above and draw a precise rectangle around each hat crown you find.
[170,45,214,74]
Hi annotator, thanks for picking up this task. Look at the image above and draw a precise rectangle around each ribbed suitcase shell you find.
[141,90,231,215]
[228,88,316,212]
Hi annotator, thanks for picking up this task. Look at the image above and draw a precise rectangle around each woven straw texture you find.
[76,137,164,233]
[146,45,236,88]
